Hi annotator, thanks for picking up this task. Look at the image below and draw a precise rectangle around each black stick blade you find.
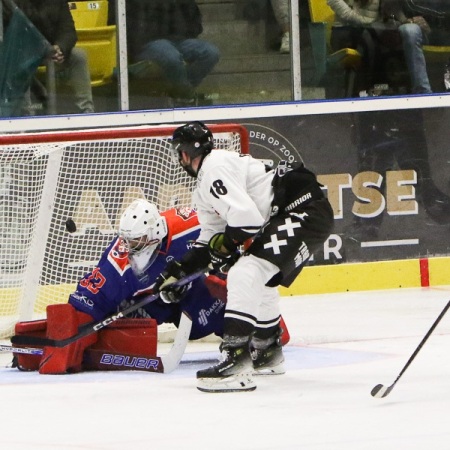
[371,383,393,398]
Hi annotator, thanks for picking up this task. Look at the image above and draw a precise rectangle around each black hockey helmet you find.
[170,121,214,161]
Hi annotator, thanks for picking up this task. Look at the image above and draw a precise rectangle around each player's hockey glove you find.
[154,260,188,304]
[208,233,240,274]
[159,284,189,304]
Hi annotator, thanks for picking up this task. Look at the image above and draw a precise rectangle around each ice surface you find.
[1,286,449,450]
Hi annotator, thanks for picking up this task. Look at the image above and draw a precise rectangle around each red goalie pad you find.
[83,318,158,372]
[89,318,157,355]
[14,310,158,374]
[39,304,98,374]
[204,274,227,302]
[279,316,290,346]
[14,319,47,371]
[14,304,94,374]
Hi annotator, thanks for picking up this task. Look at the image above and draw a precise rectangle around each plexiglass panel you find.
[1,0,449,117]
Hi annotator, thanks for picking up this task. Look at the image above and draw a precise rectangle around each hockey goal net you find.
[0,123,249,338]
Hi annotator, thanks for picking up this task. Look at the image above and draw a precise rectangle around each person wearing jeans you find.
[382,0,432,93]
[52,46,95,112]
[110,0,220,104]
[398,21,432,93]
[328,0,433,95]
[137,37,220,100]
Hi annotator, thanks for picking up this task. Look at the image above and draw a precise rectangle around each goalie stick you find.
[371,299,450,399]
[10,269,206,349]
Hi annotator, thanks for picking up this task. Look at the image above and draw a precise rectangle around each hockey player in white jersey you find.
[155,121,334,392]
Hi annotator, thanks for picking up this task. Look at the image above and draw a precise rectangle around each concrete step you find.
[201,70,291,92]
[202,20,269,55]
[201,54,291,92]
[199,1,239,21]
[197,0,252,21]
[212,53,291,74]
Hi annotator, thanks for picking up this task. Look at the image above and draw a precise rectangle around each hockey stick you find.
[160,310,192,373]
[371,299,450,399]
[0,344,43,355]
[10,270,206,349]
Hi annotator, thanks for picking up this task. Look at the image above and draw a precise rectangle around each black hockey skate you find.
[251,338,285,376]
[197,344,256,393]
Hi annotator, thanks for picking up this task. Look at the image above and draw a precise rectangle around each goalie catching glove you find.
[208,233,240,274]
[153,260,189,304]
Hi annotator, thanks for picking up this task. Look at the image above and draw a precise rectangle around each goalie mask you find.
[170,121,214,177]
[119,200,168,274]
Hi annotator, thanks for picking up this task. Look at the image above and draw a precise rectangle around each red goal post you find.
[0,123,249,338]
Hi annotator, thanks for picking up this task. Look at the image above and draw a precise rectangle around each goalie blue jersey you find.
[69,207,224,340]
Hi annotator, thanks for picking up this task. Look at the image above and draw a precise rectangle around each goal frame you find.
[0,123,249,338]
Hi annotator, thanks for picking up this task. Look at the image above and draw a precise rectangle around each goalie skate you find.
[196,345,256,393]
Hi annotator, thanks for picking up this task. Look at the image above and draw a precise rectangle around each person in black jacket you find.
[3,0,94,113]
[110,0,219,104]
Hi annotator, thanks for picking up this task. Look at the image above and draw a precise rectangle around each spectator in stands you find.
[327,0,380,95]
[3,0,95,114]
[328,0,432,95]
[401,0,450,45]
[109,0,220,106]
[271,0,290,53]
[382,0,432,94]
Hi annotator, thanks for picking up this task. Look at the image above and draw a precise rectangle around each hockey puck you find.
[65,218,77,233]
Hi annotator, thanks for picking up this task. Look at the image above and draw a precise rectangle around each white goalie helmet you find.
[119,199,168,273]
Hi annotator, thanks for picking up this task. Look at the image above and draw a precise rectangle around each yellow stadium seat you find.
[68,1,108,28]
[423,45,450,63]
[308,0,362,96]
[75,26,116,87]
[69,1,117,87]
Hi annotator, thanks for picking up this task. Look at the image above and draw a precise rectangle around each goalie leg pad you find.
[90,318,157,355]
[83,318,158,371]
[86,319,158,362]
[83,349,163,373]
[14,319,47,371]
[39,304,97,375]
[279,316,290,346]
[203,274,227,302]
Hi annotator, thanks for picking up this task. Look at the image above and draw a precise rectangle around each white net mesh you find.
[0,124,248,338]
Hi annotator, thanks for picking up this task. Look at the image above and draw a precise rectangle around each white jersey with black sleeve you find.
[194,150,274,245]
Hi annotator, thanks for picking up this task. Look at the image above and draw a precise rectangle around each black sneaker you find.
[251,341,285,375]
[197,345,256,393]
